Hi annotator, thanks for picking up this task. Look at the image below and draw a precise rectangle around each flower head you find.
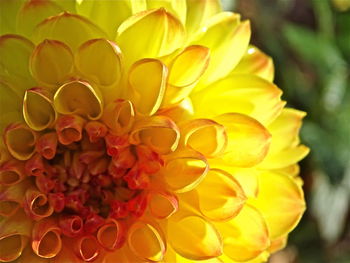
[0,0,309,262]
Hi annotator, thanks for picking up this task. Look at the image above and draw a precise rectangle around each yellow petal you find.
[160,149,208,193]
[196,169,246,221]
[268,236,287,253]
[97,219,125,251]
[30,39,74,87]
[215,113,271,167]
[102,99,135,135]
[32,218,62,258]
[192,13,251,87]
[116,8,185,68]
[4,123,37,161]
[130,116,180,154]
[164,45,210,104]
[168,216,223,260]
[33,12,106,51]
[185,0,222,37]
[146,0,187,25]
[128,221,166,262]
[0,81,22,131]
[0,34,35,94]
[0,0,23,34]
[157,97,194,122]
[23,88,56,131]
[267,108,306,154]
[0,160,26,186]
[76,0,146,38]
[215,204,270,262]
[127,58,167,115]
[233,46,275,82]
[17,0,63,37]
[53,80,103,120]
[259,145,310,170]
[192,74,285,125]
[75,39,123,93]
[0,180,30,217]
[250,171,306,239]
[181,119,227,158]
[149,191,178,219]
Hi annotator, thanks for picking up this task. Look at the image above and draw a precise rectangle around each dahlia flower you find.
[0,0,309,262]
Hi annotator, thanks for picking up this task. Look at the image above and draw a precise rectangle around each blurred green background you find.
[223,0,350,262]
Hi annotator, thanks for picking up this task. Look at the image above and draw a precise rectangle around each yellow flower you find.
[0,0,309,262]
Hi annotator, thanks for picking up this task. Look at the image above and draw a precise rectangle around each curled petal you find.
[59,215,84,237]
[23,188,54,221]
[233,46,275,82]
[149,190,178,219]
[0,180,30,217]
[130,116,180,154]
[191,74,284,125]
[16,246,48,263]
[25,153,45,177]
[85,121,108,143]
[161,150,208,193]
[164,45,210,104]
[76,39,122,89]
[102,99,135,135]
[23,88,57,131]
[36,132,58,160]
[97,219,126,251]
[0,160,26,186]
[127,58,167,115]
[0,210,32,262]
[193,13,251,87]
[4,123,36,160]
[196,169,246,221]
[54,80,103,120]
[32,218,62,258]
[116,8,185,67]
[0,34,35,92]
[55,115,85,145]
[128,221,166,262]
[33,12,106,51]
[215,113,271,167]
[30,39,74,87]
[73,235,101,262]
[181,119,227,158]
[168,216,223,260]
[17,0,63,37]
[250,172,306,239]
[215,204,270,262]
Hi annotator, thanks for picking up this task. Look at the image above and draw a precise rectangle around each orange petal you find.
[58,215,84,238]
[36,132,58,160]
[196,169,246,221]
[191,74,284,125]
[32,218,62,258]
[116,8,185,67]
[102,99,135,135]
[233,46,275,82]
[128,221,166,262]
[16,246,48,263]
[17,0,63,37]
[215,113,271,167]
[54,80,103,120]
[55,115,85,145]
[148,190,178,219]
[73,235,101,262]
[23,88,57,131]
[30,39,74,87]
[168,216,223,260]
[97,218,126,251]
[127,58,167,115]
[130,116,180,154]
[181,118,227,158]
[4,123,37,161]
[23,188,54,221]
[161,150,208,193]
[215,204,270,262]
[164,45,210,105]
[250,171,306,239]
[76,39,122,91]
[33,12,106,51]
[0,160,26,186]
